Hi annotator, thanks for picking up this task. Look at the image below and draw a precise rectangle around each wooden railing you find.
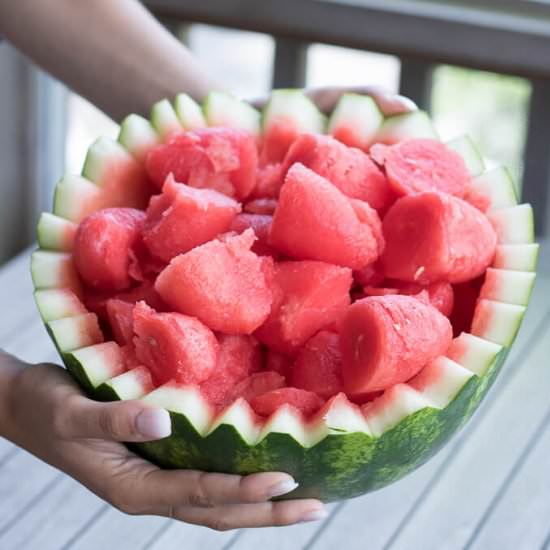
[145,0,550,236]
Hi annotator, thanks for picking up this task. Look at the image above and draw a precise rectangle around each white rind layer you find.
[150,98,183,141]
[34,289,86,322]
[48,313,103,353]
[118,114,160,161]
[446,135,485,177]
[174,93,207,130]
[37,213,77,252]
[67,342,126,388]
[204,92,261,135]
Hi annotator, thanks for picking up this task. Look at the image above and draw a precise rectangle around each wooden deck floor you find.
[0,243,549,550]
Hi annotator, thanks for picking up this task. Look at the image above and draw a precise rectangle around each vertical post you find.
[272,37,308,89]
[522,78,550,236]
[398,57,434,112]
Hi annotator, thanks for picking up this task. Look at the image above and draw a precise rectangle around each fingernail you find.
[393,95,418,110]
[300,508,328,523]
[267,478,299,498]
[136,408,172,439]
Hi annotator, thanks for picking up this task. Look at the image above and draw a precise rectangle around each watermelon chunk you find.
[133,301,218,385]
[340,295,453,394]
[230,213,277,257]
[282,133,393,211]
[381,192,497,284]
[250,388,325,417]
[255,260,352,355]
[106,298,135,346]
[145,127,258,200]
[199,334,262,408]
[250,163,284,199]
[228,371,286,403]
[244,198,278,215]
[266,350,293,378]
[270,164,384,269]
[291,331,343,399]
[379,138,471,198]
[73,208,145,292]
[155,230,273,334]
[143,174,240,262]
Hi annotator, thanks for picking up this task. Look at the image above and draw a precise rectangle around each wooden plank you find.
[522,78,550,236]
[310,275,550,549]
[69,508,166,550]
[145,518,236,550]
[380,296,550,548]
[0,451,60,533]
[224,503,338,549]
[398,57,434,112]
[466,408,550,550]
[0,476,106,550]
[272,37,308,88]
[143,0,550,80]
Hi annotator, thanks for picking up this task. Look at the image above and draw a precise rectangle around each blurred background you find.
[0,0,548,267]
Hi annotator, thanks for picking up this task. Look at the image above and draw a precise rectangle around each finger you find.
[55,395,171,442]
[174,499,327,531]
[128,469,300,512]
[304,85,417,116]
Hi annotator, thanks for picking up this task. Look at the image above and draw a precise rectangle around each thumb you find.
[57,396,172,442]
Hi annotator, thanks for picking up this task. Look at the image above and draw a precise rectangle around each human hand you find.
[252,84,417,116]
[1,352,326,530]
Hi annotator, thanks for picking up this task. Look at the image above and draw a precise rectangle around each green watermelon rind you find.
[30,90,538,502]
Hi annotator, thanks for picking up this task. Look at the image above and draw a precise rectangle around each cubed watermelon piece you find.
[270,164,384,269]
[73,208,145,292]
[143,174,240,262]
[250,163,284,199]
[244,198,278,215]
[155,230,273,334]
[228,371,286,403]
[282,134,394,211]
[291,331,343,399]
[145,127,258,200]
[133,301,218,385]
[250,388,325,417]
[199,334,262,408]
[230,213,277,257]
[340,295,453,394]
[380,139,471,198]
[255,260,352,355]
[381,192,497,284]
[381,280,455,317]
[106,298,135,346]
[265,350,293,378]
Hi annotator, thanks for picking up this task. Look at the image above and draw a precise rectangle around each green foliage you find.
[431,66,531,190]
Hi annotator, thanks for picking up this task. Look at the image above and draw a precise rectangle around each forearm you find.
[0,351,25,440]
[0,0,221,121]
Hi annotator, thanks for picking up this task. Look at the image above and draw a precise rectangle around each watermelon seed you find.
[414,266,425,280]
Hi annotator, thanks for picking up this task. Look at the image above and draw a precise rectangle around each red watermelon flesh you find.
[269,164,384,269]
[74,208,145,292]
[369,143,389,166]
[364,280,455,317]
[155,229,273,334]
[353,262,385,287]
[199,334,263,408]
[230,214,278,257]
[260,118,302,165]
[143,174,240,263]
[244,198,278,215]
[133,301,218,385]
[255,260,352,355]
[282,134,394,211]
[381,192,497,284]
[251,163,284,199]
[145,128,258,200]
[121,344,141,371]
[106,298,135,346]
[340,295,453,394]
[266,350,294,378]
[291,331,344,399]
[449,276,484,337]
[228,371,286,403]
[250,387,325,417]
[380,139,471,198]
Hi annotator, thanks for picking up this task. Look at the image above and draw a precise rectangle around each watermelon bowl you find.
[31,89,538,502]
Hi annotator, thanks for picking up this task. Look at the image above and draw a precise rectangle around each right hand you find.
[2,353,327,531]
